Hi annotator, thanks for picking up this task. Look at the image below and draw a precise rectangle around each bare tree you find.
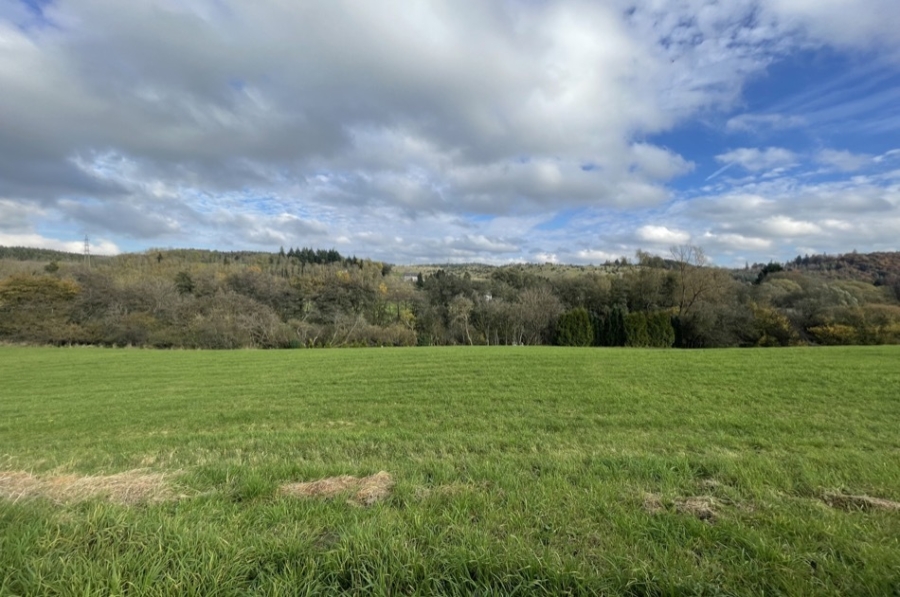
[516,286,562,345]
[449,295,475,345]
[670,245,719,317]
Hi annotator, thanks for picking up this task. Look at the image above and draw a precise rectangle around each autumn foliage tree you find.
[0,274,80,343]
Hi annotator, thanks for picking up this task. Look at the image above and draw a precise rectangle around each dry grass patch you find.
[823,492,900,512]
[641,493,718,521]
[279,471,394,506]
[642,493,665,515]
[674,496,718,522]
[0,469,180,505]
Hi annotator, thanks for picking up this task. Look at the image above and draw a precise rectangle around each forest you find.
[1,245,899,349]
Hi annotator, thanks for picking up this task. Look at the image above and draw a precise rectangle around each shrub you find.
[624,312,650,347]
[556,307,593,347]
[597,305,627,346]
[0,275,80,344]
[751,304,799,347]
[646,312,675,348]
[808,323,858,345]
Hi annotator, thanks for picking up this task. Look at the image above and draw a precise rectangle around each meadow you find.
[1,345,899,595]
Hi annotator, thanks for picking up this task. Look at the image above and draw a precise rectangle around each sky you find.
[1,0,899,266]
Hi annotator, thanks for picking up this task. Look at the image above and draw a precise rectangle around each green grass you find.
[1,346,899,596]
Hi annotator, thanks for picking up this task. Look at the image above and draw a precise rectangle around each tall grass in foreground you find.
[1,346,899,595]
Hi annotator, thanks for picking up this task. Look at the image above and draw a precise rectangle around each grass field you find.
[1,346,899,596]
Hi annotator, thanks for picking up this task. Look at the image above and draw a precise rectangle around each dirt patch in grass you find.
[823,492,900,512]
[0,469,180,505]
[642,493,718,522]
[279,471,394,506]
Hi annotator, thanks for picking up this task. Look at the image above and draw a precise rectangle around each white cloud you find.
[0,199,44,231]
[446,235,518,254]
[574,249,619,264]
[702,231,773,251]
[761,0,900,52]
[0,232,119,255]
[820,219,853,231]
[535,253,560,264]
[636,225,691,245]
[874,149,900,163]
[715,147,798,172]
[672,167,900,264]
[816,149,872,172]
[0,0,769,219]
[1,0,900,265]
[763,216,822,236]
[726,113,806,133]
[629,144,695,181]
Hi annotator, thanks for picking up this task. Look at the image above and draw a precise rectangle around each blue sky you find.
[1,0,899,265]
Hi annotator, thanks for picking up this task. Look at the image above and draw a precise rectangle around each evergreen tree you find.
[600,305,627,346]
[174,271,195,295]
[624,311,650,347]
[646,312,676,347]
[556,307,593,346]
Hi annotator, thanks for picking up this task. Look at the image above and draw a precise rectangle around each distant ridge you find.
[785,251,900,286]
[2,244,898,286]
[0,246,95,263]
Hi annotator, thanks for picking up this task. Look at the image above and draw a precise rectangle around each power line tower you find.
[83,235,91,268]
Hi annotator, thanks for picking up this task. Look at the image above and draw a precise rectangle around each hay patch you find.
[279,471,393,506]
[642,493,718,522]
[0,469,180,505]
[674,496,718,522]
[823,492,900,512]
[642,493,665,515]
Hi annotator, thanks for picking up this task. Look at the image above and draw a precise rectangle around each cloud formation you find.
[714,148,798,173]
[1,0,899,264]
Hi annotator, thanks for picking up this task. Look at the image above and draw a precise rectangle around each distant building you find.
[402,273,420,283]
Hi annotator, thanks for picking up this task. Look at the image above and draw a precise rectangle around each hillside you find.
[2,245,898,350]
[4,244,898,286]
[0,245,105,263]
[785,251,900,286]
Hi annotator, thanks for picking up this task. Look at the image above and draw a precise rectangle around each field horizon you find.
[2,345,899,595]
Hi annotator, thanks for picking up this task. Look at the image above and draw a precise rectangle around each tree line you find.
[1,245,899,349]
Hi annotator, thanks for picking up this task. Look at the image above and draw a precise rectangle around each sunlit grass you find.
[1,346,899,595]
